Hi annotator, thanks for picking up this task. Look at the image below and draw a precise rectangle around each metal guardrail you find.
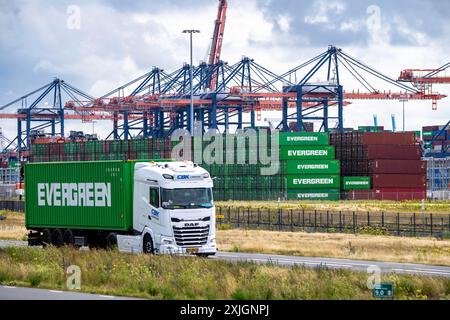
[216,206,450,239]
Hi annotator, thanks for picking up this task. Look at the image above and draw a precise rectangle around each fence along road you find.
[217,206,450,239]
[1,201,450,238]
[0,240,450,278]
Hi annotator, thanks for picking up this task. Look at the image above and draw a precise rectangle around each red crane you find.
[399,62,450,109]
[208,0,228,90]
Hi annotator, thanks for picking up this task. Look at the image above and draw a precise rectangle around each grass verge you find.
[217,229,450,266]
[0,246,449,300]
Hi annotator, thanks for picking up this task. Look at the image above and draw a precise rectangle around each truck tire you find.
[52,229,64,247]
[106,233,117,250]
[42,229,52,248]
[143,234,154,254]
[63,229,74,246]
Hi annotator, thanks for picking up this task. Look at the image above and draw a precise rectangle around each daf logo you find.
[184,223,199,227]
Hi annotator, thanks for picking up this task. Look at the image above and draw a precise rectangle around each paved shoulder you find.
[213,251,450,278]
[0,285,141,300]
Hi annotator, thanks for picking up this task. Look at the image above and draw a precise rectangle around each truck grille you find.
[172,225,209,247]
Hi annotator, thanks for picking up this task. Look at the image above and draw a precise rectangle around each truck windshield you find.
[161,188,213,209]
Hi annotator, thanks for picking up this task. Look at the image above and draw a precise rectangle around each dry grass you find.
[217,229,450,267]
[216,200,450,214]
[0,210,27,240]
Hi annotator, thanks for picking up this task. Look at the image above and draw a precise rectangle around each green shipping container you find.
[286,175,340,189]
[25,161,135,231]
[287,189,340,201]
[342,176,371,190]
[279,132,329,146]
[280,146,335,160]
[285,160,340,175]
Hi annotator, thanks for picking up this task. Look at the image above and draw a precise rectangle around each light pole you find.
[182,29,200,134]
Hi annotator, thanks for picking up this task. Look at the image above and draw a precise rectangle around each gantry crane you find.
[399,62,450,110]
[1,1,448,150]
[208,0,228,90]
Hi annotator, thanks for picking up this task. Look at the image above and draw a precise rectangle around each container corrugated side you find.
[25,161,134,231]
[342,177,371,190]
[286,175,340,189]
[284,160,340,175]
[279,132,329,146]
[372,174,426,188]
[287,189,340,201]
[280,146,335,160]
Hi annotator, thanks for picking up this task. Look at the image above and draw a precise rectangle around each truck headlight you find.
[162,238,174,245]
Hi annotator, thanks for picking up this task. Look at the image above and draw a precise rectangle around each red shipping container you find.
[346,190,375,200]
[367,145,421,160]
[362,132,415,146]
[372,174,426,188]
[373,188,426,201]
[370,160,426,174]
[422,125,439,131]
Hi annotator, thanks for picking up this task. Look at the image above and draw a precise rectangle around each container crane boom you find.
[208,0,228,90]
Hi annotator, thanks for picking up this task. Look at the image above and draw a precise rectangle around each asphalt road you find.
[0,285,139,300]
[212,251,450,278]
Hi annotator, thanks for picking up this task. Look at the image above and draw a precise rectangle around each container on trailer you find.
[287,189,340,201]
[278,132,329,146]
[25,161,134,231]
[372,174,426,188]
[284,160,340,175]
[370,160,426,174]
[361,132,415,145]
[286,175,340,189]
[280,146,335,160]
[342,176,371,190]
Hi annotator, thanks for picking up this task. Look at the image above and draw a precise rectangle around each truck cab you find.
[121,161,216,256]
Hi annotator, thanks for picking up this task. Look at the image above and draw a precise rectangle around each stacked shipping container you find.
[279,132,340,201]
[422,125,450,153]
[331,132,427,201]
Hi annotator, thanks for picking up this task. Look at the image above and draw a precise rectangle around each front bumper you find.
[159,241,217,255]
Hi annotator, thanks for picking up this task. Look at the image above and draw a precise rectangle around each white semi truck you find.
[26,160,217,256]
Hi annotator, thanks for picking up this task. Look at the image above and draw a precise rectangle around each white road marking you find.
[98,295,115,298]
[49,290,63,293]
[393,269,450,276]
[3,286,16,289]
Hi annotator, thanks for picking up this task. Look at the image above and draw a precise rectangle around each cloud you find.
[304,0,346,26]
[0,0,449,141]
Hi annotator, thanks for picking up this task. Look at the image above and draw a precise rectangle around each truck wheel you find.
[106,233,117,250]
[42,229,52,248]
[63,229,74,246]
[52,229,64,247]
[143,234,154,254]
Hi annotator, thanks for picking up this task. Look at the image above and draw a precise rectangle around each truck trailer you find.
[25,160,216,256]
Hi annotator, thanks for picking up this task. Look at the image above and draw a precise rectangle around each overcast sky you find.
[1,0,449,141]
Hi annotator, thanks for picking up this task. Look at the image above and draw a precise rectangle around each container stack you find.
[423,157,450,200]
[331,132,427,201]
[422,125,450,153]
[279,132,341,201]
[30,138,174,162]
[202,131,284,201]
